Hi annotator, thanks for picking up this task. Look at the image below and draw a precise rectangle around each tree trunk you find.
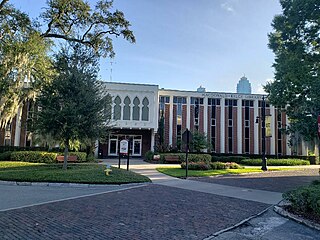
[63,139,69,170]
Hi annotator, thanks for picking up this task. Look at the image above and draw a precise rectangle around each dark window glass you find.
[228,106,233,118]
[278,140,282,154]
[245,107,249,120]
[228,127,232,138]
[228,138,233,152]
[245,139,250,153]
[245,128,250,138]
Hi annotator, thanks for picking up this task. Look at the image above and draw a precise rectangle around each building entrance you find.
[108,135,142,157]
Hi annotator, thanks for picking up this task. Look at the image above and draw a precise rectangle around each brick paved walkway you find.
[0,185,268,240]
[192,169,320,193]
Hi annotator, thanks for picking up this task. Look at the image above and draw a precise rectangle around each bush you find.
[86,153,96,162]
[225,162,244,169]
[181,162,210,170]
[180,154,211,164]
[10,151,57,163]
[0,151,12,161]
[212,156,248,164]
[240,158,310,166]
[145,151,154,161]
[210,162,227,170]
[283,181,320,218]
[69,152,87,162]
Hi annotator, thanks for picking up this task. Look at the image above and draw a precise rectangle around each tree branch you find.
[0,0,9,11]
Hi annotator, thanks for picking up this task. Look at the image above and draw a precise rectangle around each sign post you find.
[119,140,129,170]
[182,129,193,179]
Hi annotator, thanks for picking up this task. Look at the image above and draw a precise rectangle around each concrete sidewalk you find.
[102,158,283,205]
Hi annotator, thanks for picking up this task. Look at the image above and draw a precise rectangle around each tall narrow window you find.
[132,97,140,121]
[4,123,11,146]
[113,96,121,120]
[208,98,220,152]
[123,96,131,120]
[174,96,186,150]
[142,97,149,121]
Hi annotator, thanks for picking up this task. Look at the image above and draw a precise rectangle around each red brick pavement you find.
[0,185,269,240]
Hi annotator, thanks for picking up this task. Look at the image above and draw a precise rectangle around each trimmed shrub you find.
[181,162,210,170]
[210,162,227,170]
[10,151,57,163]
[240,158,310,166]
[69,152,87,162]
[0,151,12,161]
[212,156,248,164]
[283,181,320,218]
[180,154,211,164]
[145,151,154,161]
[225,162,244,169]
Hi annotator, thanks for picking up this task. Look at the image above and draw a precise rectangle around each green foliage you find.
[190,131,210,153]
[211,156,248,164]
[0,0,135,127]
[69,152,87,162]
[144,151,154,161]
[283,181,320,218]
[10,151,57,163]
[240,158,310,166]
[0,162,150,184]
[266,0,320,142]
[181,154,211,164]
[35,45,111,169]
[181,162,210,170]
[210,162,227,170]
[0,151,11,161]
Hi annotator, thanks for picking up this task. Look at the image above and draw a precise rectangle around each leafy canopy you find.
[0,0,134,127]
[265,0,320,141]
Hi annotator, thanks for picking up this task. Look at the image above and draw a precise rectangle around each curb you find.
[0,180,150,188]
[203,205,274,240]
[274,205,320,231]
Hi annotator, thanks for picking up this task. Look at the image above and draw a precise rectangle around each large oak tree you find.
[265,0,320,150]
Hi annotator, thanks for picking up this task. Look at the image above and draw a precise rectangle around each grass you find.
[0,161,150,184]
[156,167,302,178]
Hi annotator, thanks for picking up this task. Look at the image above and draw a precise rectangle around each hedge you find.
[68,152,87,162]
[0,151,12,161]
[181,162,211,170]
[180,154,211,164]
[181,161,243,171]
[212,156,248,164]
[10,151,58,163]
[240,158,310,166]
[283,180,320,218]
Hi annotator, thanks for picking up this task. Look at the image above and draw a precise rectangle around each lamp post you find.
[256,95,268,171]
[261,95,267,171]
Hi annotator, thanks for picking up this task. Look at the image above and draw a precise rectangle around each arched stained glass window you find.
[123,96,131,120]
[132,97,140,121]
[142,97,149,121]
[113,96,121,120]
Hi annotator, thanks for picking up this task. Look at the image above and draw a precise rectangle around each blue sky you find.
[10,0,282,93]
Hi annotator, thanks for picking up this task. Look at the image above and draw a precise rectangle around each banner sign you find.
[266,116,272,137]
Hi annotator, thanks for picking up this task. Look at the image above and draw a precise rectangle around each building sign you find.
[201,92,264,100]
[266,116,272,137]
[120,140,129,154]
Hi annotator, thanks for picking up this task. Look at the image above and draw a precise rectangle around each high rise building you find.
[237,76,252,94]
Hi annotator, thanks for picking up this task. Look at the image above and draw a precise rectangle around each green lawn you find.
[0,161,150,184]
[156,167,301,178]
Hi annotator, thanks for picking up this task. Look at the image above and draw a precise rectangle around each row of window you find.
[160,96,271,108]
[113,96,149,121]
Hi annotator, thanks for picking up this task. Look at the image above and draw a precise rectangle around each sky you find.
[10,0,282,94]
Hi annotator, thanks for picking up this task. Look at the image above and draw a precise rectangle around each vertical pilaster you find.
[169,96,173,146]
[286,114,291,155]
[254,100,259,154]
[270,106,276,154]
[204,96,208,137]
[237,102,242,154]
[220,98,225,153]
[186,97,191,129]
[14,107,21,146]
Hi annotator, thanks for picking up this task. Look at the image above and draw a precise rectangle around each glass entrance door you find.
[132,139,142,156]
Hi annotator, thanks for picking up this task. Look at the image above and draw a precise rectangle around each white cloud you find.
[220,2,235,13]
